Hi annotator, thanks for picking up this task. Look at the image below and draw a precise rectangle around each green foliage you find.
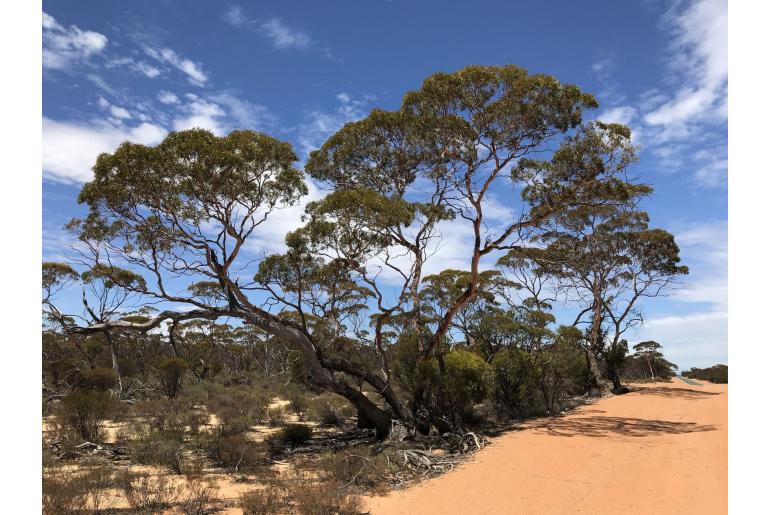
[413,348,491,424]
[157,357,188,398]
[683,364,727,384]
[60,390,115,441]
[491,348,543,417]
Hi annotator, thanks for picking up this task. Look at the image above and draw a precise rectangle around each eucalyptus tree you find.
[503,167,689,392]
[50,65,645,437]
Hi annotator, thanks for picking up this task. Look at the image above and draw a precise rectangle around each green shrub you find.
[158,358,188,399]
[491,347,544,417]
[412,348,491,424]
[280,423,312,445]
[60,390,115,441]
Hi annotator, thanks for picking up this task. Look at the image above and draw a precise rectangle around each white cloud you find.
[169,92,273,135]
[597,105,637,125]
[208,92,275,129]
[158,91,180,105]
[644,0,727,128]
[144,47,208,86]
[172,95,226,134]
[223,5,249,27]
[224,7,311,51]
[97,97,132,120]
[635,310,727,369]
[43,117,167,183]
[43,12,108,71]
[259,18,311,49]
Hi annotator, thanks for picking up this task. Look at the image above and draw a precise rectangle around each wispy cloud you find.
[143,46,208,86]
[591,0,727,188]
[295,93,372,156]
[644,0,727,129]
[43,12,108,71]
[224,5,316,52]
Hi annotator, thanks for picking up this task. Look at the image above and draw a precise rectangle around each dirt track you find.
[366,379,727,515]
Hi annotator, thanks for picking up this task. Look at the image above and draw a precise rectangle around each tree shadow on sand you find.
[537,416,716,438]
[628,387,721,399]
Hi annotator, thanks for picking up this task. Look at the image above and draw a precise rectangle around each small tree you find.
[157,358,188,399]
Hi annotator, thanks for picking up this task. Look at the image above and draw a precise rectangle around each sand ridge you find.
[366,379,727,515]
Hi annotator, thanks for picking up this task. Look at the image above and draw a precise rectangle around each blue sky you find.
[41,0,727,369]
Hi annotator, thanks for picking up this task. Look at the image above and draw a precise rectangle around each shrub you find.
[43,472,86,514]
[414,348,491,424]
[46,359,78,388]
[180,410,210,435]
[60,390,115,441]
[287,390,308,420]
[313,402,345,427]
[43,464,118,514]
[280,423,312,445]
[128,431,185,474]
[202,432,261,472]
[683,364,728,384]
[119,470,183,512]
[206,386,270,434]
[74,367,119,391]
[491,348,544,417]
[133,398,177,432]
[80,465,118,513]
[315,447,393,490]
[241,487,289,514]
[158,358,188,399]
[179,478,220,515]
[291,479,364,515]
[267,406,286,427]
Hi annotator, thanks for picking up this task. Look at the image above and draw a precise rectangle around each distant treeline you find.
[682,364,728,384]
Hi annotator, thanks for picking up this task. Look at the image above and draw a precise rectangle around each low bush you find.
[179,478,220,515]
[158,358,189,399]
[206,386,270,434]
[128,431,185,474]
[312,402,345,427]
[119,470,183,512]
[267,406,286,427]
[240,487,290,515]
[201,432,262,472]
[60,390,116,441]
[74,367,119,391]
[315,447,393,490]
[291,478,364,515]
[43,472,86,514]
[280,423,312,445]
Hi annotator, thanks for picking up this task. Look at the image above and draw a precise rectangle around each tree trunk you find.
[585,347,611,395]
[104,332,122,395]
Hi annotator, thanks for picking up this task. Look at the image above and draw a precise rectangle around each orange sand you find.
[366,379,727,515]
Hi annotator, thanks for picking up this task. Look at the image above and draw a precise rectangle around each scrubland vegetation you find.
[42,64,687,513]
[683,364,728,384]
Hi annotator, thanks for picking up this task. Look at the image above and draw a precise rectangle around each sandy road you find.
[366,379,727,515]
